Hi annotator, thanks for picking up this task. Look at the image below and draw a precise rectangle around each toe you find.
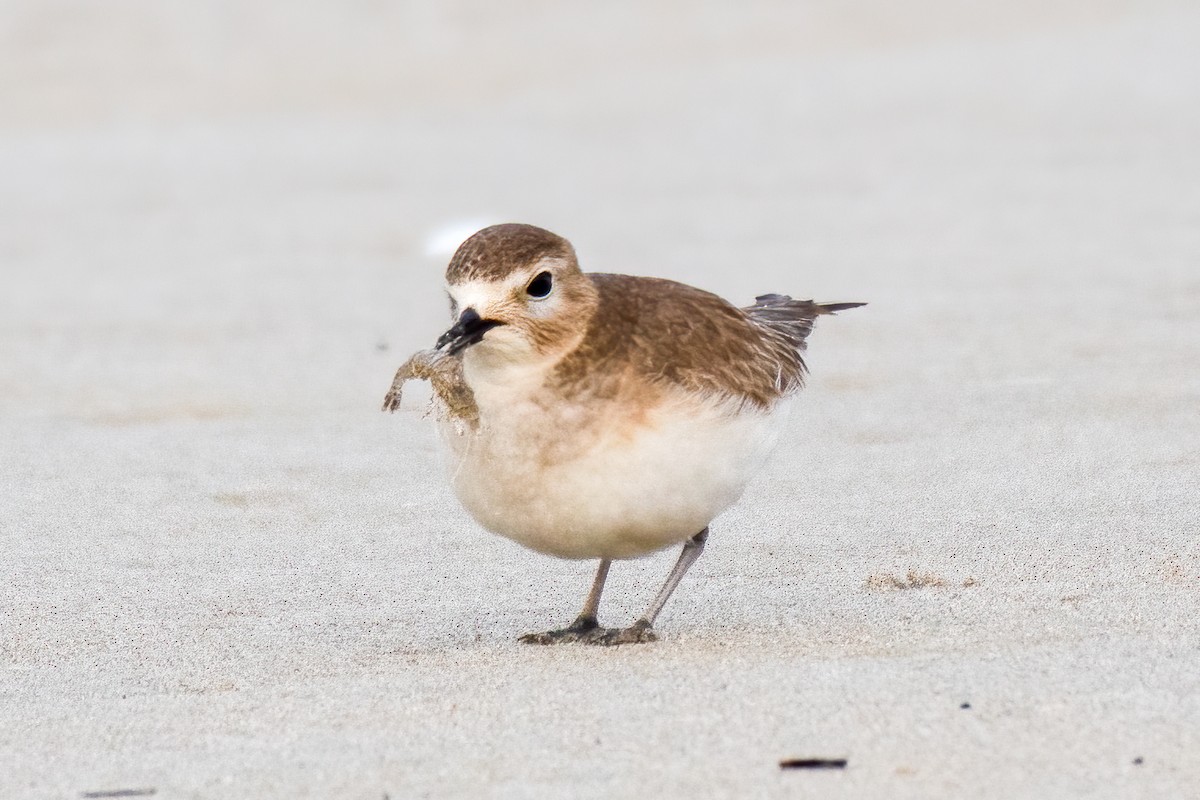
[519,619,658,646]
[582,620,657,646]
[518,627,588,645]
[614,620,658,644]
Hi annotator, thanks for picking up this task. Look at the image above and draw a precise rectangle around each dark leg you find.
[639,527,708,627]
[518,529,709,647]
[518,559,611,644]
[588,527,708,645]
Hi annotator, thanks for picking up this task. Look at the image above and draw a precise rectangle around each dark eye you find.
[526,271,553,298]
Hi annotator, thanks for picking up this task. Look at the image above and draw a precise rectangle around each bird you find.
[383,223,864,645]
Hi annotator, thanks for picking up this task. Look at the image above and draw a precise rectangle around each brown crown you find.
[445,223,578,284]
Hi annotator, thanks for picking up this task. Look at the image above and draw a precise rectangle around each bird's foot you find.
[518,614,599,645]
[584,619,658,646]
[518,617,657,646]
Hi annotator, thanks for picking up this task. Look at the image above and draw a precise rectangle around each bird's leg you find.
[640,527,708,627]
[518,528,709,647]
[518,559,612,644]
[574,558,611,630]
[588,528,708,646]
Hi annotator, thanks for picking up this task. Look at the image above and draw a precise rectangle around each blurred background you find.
[2,3,1198,795]
[3,0,1196,420]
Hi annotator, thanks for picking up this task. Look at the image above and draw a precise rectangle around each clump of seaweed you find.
[382,349,479,428]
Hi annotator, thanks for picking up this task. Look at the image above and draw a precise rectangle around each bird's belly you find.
[443,397,788,559]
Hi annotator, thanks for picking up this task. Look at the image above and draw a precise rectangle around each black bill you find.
[435,308,503,355]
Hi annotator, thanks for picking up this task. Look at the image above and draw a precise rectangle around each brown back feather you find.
[551,276,861,409]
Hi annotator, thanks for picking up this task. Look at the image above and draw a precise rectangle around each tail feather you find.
[744,294,865,351]
[814,301,868,314]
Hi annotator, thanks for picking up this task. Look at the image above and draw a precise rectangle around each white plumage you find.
[445,349,790,559]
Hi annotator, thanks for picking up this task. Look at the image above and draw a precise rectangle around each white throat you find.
[461,344,552,413]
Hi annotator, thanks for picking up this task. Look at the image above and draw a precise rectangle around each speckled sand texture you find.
[2,2,1198,798]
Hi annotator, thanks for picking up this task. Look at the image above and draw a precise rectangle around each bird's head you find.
[436,224,598,365]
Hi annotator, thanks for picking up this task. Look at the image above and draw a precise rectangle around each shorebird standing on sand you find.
[383,223,863,645]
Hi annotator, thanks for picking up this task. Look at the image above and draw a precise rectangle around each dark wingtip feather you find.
[818,301,867,313]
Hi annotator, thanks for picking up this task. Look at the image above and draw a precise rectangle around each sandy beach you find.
[2,2,1198,797]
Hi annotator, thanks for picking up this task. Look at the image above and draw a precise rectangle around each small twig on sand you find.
[779,758,848,770]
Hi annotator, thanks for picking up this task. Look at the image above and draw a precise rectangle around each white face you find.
[444,257,569,361]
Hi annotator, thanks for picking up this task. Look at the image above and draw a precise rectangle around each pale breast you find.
[440,388,788,560]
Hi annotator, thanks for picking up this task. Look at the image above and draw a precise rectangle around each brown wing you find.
[551,274,858,409]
